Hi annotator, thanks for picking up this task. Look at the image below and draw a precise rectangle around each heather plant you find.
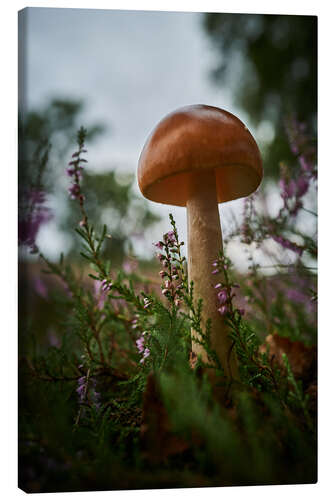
[240,117,317,258]
[18,130,52,253]
[19,123,317,492]
[18,98,160,261]
[229,116,317,347]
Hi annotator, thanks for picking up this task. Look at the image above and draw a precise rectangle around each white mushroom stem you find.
[187,169,238,379]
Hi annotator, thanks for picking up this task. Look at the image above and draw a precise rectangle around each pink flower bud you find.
[217,289,228,304]
[218,305,227,315]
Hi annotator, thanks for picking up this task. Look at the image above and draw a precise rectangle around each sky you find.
[25,7,235,167]
[21,6,307,270]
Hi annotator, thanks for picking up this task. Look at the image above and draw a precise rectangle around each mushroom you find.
[137,105,262,379]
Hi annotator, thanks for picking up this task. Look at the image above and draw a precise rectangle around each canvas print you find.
[18,7,317,492]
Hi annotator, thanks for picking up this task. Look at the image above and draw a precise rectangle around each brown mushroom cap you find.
[138,104,263,206]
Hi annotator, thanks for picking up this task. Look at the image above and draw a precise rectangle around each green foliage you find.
[19,128,317,492]
[66,169,160,262]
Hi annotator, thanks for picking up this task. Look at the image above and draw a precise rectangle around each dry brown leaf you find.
[259,333,316,381]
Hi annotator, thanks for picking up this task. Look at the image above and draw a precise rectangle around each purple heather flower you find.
[94,280,108,310]
[218,305,227,316]
[286,288,308,303]
[164,231,176,246]
[131,315,139,327]
[279,179,293,199]
[168,231,175,240]
[217,289,228,304]
[136,337,145,353]
[122,258,138,274]
[140,347,150,363]
[288,179,300,198]
[136,332,150,362]
[299,155,312,174]
[76,374,101,409]
[215,283,222,289]
[76,376,87,402]
[212,269,219,275]
[33,277,48,299]
[272,235,303,256]
[76,384,85,396]
[154,241,164,250]
[101,279,112,292]
[296,176,309,197]
[68,183,81,200]
[66,167,75,177]
[143,297,152,309]
[18,209,52,248]
[28,190,45,204]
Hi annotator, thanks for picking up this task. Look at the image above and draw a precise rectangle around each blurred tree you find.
[65,170,160,263]
[19,98,160,261]
[19,98,104,190]
[201,13,317,177]
[19,98,104,213]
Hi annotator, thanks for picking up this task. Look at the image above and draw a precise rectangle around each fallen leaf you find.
[259,333,316,381]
